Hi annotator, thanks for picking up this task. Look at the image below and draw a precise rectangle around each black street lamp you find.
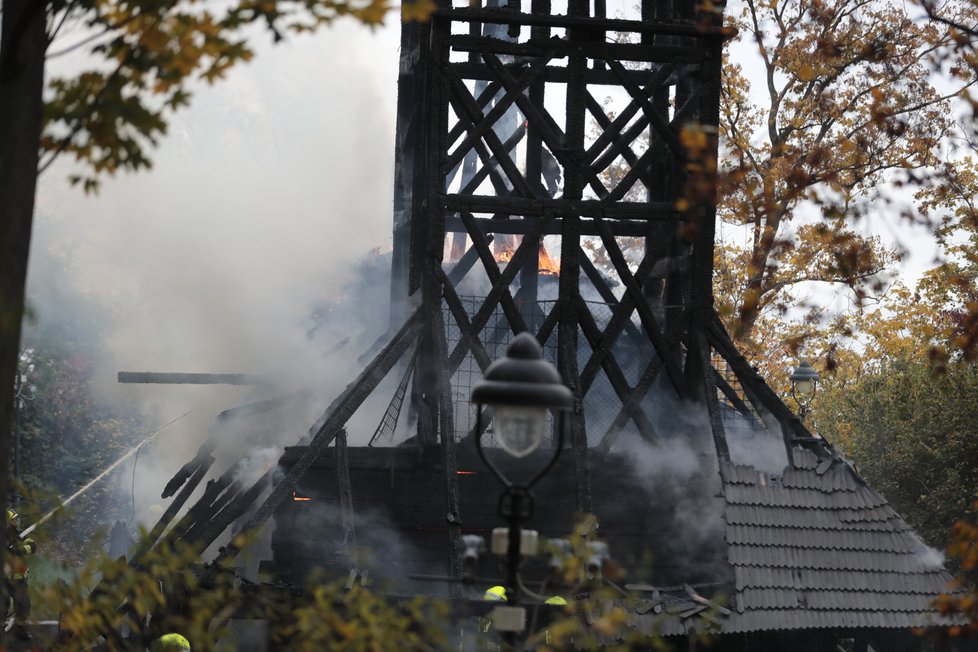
[789,359,819,422]
[471,332,573,638]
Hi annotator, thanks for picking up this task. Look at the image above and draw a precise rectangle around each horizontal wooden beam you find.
[117,372,263,385]
[445,214,652,236]
[443,194,680,219]
[436,8,732,39]
[707,312,813,443]
[449,37,704,67]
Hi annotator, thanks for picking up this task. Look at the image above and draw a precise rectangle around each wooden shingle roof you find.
[718,451,958,633]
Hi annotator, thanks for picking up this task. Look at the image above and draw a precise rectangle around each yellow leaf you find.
[797,64,815,81]
[402,0,437,22]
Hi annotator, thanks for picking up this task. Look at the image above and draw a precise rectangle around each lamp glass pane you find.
[794,379,815,400]
[491,405,548,458]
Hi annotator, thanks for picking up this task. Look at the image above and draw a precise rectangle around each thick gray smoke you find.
[27,17,404,537]
[607,407,729,585]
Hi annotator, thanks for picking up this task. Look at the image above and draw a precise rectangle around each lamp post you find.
[471,332,573,639]
[789,359,819,422]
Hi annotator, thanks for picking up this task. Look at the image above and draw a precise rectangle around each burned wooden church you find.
[128,1,970,650]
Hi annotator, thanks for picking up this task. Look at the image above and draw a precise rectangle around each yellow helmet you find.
[483,585,507,602]
[149,633,190,651]
[544,596,567,605]
[6,510,18,525]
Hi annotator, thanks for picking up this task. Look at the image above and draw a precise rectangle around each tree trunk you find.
[0,0,48,623]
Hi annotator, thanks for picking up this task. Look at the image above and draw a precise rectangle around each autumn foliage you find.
[934,499,978,637]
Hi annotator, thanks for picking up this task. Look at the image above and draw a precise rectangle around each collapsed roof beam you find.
[213,308,425,565]
[117,372,264,385]
[707,311,816,462]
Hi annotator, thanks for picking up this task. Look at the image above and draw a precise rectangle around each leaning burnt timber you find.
[123,2,971,651]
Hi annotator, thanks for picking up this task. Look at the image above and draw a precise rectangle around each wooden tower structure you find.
[387,0,735,505]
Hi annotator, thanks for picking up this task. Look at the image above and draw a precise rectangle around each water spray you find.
[20,409,196,538]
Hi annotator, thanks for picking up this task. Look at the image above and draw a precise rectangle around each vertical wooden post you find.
[560,0,593,514]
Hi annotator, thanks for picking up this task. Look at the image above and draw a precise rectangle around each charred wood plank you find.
[600,134,663,203]
[435,314,464,598]
[597,358,663,452]
[446,233,495,286]
[445,214,652,237]
[457,119,527,196]
[214,310,424,563]
[451,63,690,88]
[445,80,501,155]
[457,210,532,329]
[336,430,356,553]
[194,470,274,556]
[159,464,238,548]
[133,459,212,559]
[447,214,543,372]
[592,213,685,395]
[576,296,657,442]
[680,27,722,399]
[561,38,592,514]
[587,93,656,189]
[442,50,544,178]
[481,53,609,201]
[584,63,672,168]
[579,253,645,346]
[117,372,263,385]
[707,312,812,445]
[711,367,760,428]
[480,54,567,168]
[443,195,679,220]
[162,452,212,499]
[536,301,560,346]
[606,58,687,163]
[694,330,730,461]
[416,30,456,450]
[161,392,304,499]
[437,7,731,39]
[443,62,542,196]
[446,96,521,196]
[180,479,242,545]
[577,252,654,392]
[438,267,493,372]
[449,38,704,66]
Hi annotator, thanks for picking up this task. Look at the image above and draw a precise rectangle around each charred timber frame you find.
[393,0,733,469]
[384,0,736,590]
[366,0,732,576]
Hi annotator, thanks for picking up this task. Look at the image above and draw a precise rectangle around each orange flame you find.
[538,244,560,276]
[292,492,312,502]
[492,236,560,276]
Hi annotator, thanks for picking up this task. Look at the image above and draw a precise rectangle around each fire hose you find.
[19,409,196,538]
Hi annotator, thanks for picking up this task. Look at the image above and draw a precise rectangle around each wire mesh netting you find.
[711,352,759,427]
[444,296,659,442]
[445,296,558,441]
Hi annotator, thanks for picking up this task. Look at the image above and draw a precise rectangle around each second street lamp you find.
[471,332,573,638]
[789,359,820,421]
